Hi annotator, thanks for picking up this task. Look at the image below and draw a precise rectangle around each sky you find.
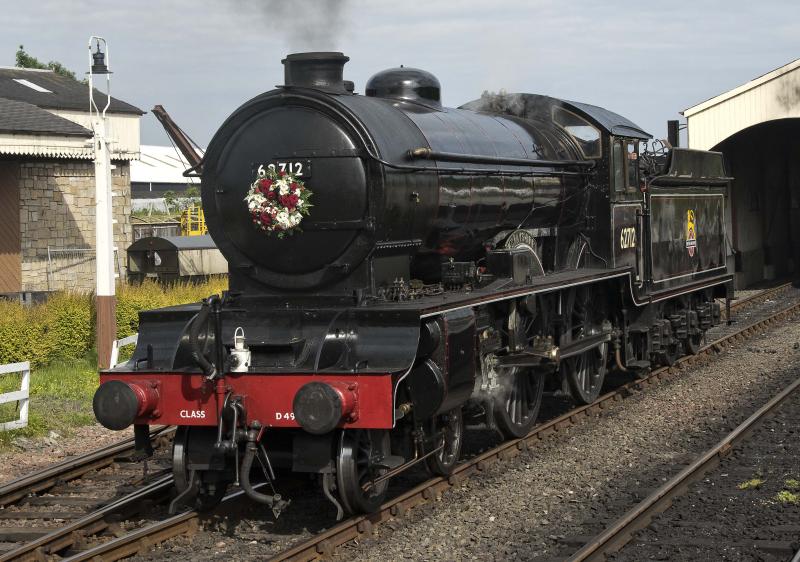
[2,0,797,147]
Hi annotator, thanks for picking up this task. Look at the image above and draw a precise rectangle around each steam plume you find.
[240,0,350,52]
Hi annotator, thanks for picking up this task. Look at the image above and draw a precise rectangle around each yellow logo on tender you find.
[686,209,697,257]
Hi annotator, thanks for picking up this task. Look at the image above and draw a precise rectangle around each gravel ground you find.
[611,389,800,562]
[126,292,800,561]
[0,423,122,485]
[331,321,800,560]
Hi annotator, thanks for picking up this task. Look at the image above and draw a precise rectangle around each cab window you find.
[553,107,601,158]
[612,140,625,192]
[626,141,638,189]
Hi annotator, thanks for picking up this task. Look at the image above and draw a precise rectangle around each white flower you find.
[278,180,290,196]
[248,200,257,210]
[295,199,303,208]
[290,213,302,226]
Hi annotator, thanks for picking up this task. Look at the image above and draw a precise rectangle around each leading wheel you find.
[172,426,228,511]
[561,287,608,405]
[493,367,544,439]
[426,407,464,476]
[336,429,390,514]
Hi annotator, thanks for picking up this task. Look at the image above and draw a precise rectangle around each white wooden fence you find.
[0,334,138,432]
[110,333,139,368]
[0,361,30,431]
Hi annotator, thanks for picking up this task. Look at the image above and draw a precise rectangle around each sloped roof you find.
[683,58,800,117]
[565,99,651,139]
[0,97,91,136]
[129,235,217,251]
[131,145,204,184]
[461,93,651,140]
[0,67,144,115]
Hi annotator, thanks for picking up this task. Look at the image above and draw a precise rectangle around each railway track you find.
[0,428,174,561]
[270,289,800,562]
[569,376,800,561]
[0,284,794,561]
[720,280,791,321]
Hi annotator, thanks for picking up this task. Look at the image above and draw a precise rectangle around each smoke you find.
[239,0,350,52]
[464,90,559,121]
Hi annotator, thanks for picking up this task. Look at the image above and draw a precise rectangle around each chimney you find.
[281,52,350,94]
[667,120,680,148]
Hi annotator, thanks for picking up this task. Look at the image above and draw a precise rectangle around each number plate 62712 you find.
[257,160,312,178]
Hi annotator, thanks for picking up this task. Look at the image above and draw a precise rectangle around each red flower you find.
[290,182,298,190]
[279,193,300,212]
[259,178,273,189]
[260,211,272,224]
[279,170,287,177]
[266,190,276,200]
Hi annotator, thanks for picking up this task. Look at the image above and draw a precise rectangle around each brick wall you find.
[19,159,132,292]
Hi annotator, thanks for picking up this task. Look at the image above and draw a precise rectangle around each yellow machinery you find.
[180,205,207,236]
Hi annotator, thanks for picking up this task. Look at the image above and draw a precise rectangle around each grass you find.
[775,490,800,505]
[738,478,765,490]
[0,352,98,451]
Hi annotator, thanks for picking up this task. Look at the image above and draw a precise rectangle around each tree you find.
[163,190,177,213]
[15,45,79,81]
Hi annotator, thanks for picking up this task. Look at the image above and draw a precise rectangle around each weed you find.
[775,490,799,505]
[738,478,765,490]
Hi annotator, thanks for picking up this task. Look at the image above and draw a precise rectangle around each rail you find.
[568,376,800,561]
[0,283,794,560]
[271,296,800,561]
[0,425,172,508]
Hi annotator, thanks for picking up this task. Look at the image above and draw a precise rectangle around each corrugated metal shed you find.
[131,145,203,185]
[683,58,800,150]
[127,235,227,281]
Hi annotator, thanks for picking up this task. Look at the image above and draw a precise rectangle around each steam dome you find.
[365,67,441,108]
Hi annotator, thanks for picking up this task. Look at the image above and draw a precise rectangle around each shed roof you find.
[0,97,91,136]
[683,58,800,117]
[128,235,217,251]
[0,67,144,115]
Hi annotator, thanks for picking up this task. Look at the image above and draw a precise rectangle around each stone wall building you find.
[0,67,142,296]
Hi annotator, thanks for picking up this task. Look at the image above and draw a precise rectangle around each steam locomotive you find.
[93,52,731,518]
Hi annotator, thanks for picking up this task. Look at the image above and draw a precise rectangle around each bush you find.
[0,276,228,367]
[46,292,94,359]
[0,302,55,368]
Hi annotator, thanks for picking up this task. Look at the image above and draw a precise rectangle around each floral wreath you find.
[244,167,313,238]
